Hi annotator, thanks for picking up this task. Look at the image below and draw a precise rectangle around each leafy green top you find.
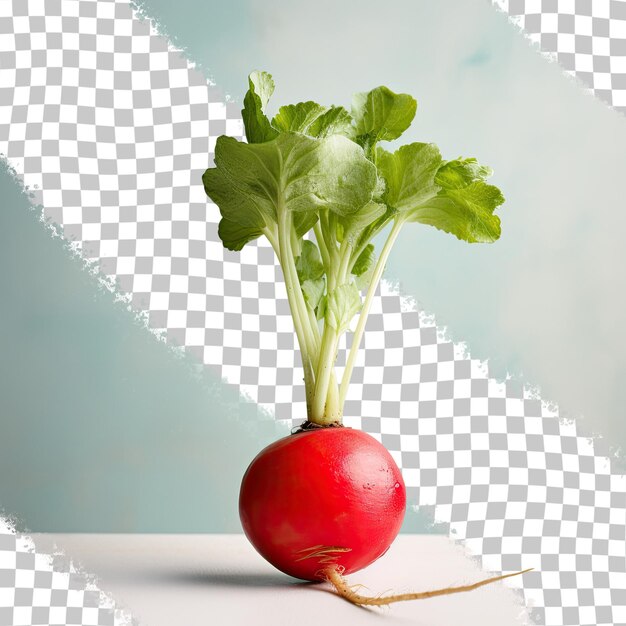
[203,70,504,425]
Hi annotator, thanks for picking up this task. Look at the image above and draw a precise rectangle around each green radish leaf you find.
[301,277,326,310]
[339,201,386,245]
[210,133,317,221]
[435,157,493,189]
[372,174,387,201]
[272,101,328,134]
[217,218,264,252]
[203,167,268,249]
[249,70,274,111]
[204,132,377,251]
[272,101,354,138]
[202,167,266,229]
[376,142,443,212]
[242,70,279,144]
[312,135,378,216]
[296,240,325,282]
[352,244,377,294]
[326,283,362,333]
[352,243,375,277]
[272,102,355,139]
[406,181,503,243]
[354,254,377,291]
[351,86,417,149]
[308,106,354,139]
[377,142,502,242]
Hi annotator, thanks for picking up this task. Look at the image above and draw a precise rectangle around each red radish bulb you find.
[239,427,406,581]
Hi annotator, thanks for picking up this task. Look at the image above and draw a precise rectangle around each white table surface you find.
[31,534,530,626]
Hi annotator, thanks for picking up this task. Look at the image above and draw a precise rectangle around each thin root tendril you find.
[323,566,533,607]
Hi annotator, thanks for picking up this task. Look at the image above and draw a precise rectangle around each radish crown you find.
[203,71,504,426]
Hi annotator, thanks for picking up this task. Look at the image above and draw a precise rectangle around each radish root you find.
[323,565,533,607]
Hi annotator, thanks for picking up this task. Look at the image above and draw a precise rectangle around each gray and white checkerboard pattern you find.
[1,1,626,624]
[493,0,626,115]
[0,519,134,626]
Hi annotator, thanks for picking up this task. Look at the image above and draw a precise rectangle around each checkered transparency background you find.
[0,518,135,626]
[494,0,626,113]
[1,1,626,625]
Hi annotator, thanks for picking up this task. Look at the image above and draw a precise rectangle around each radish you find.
[203,71,528,605]
[239,427,406,581]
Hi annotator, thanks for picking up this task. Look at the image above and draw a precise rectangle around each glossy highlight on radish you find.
[239,427,406,581]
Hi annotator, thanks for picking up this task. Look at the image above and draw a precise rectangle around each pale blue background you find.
[1,0,625,531]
